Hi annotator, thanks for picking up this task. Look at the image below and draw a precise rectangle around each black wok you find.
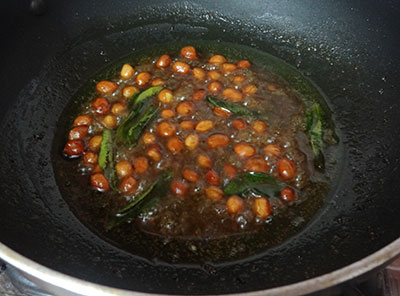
[0,0,400,295]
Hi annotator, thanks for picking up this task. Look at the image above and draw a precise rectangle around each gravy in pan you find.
[54,42,339,263]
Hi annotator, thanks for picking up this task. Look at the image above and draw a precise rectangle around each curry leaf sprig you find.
[98,129,119,191]
[116,102,159,146]
[206,96,267,120]
[306,103,325,169]
[98,129,112,170]
[107,171,172,230]
[129,86,163,109]
[116,86,162,146]
[224,172,287,198]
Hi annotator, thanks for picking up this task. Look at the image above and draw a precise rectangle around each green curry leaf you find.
[129,86,163,109]
[306,103,325,169]
[98,129,112,170]
[98,129,119,191]
[224,172,287,198]
[116,86,162,146]
[107,171,172,229]
[116,101,159,146]
[206,96,267,120]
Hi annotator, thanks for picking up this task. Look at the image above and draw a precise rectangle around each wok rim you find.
[1,238,400,295]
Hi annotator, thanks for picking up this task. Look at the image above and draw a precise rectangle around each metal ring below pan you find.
[1,238,400,296]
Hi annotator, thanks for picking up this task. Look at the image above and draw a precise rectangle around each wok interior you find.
[0,1,399,294]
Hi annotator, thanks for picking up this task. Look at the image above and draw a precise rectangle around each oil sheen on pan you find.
[53,42,341,263]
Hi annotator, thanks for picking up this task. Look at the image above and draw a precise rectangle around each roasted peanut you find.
[226,196,244,214]
[102,114,117,129]
[233,75,245,85]
[221,63,237,74]
[192,89,207,101]
[92,97,111,115]
[183,169,199,183]
[136,72,152,86]
[223,164,237,179]
[83,151,98,165]
[281,187,295,202]
[232,119,248,130]
[156,54,172,68]
[96,81,118,94]
[193,67,206,80]
[180,46,198,60]
[277,158,296,179]
[167,136,183,154]
[74,115,92,127]
[158,89,174,103]
[176,101,195,115]
[161,109,175,119]
[120,64,134,79]
[197,154,212,168]
[68,126,88,141]
[122,86,139,98]
[120,176,138,193]
[252,120,267,133]
[89,135,102,151]
[223,88,243,102]
[213,107,231,117]
[237,60,251,68]
[245,157,269,173]
[142,132,156,145]
[180,120,195,130]
[208,81,222,93]
[157,121,176,137]
[205,186,224,200]
[172,61,191,74]
[263,144,282,158]
[207,133,229,148]
[243,84,258,95]
[208,70,221,81]
[234,142,256,158]
[111,102,126,115]
[195,120,214,133]
[63,140,84,158]
[146,145,162,162]
[206,169,220,185]
[115,160,133,178]
[184,134,199,150]
[170,180,189,197]
[90,173,110,192]
[133,157,149,174]
[209,55,227,65]
[252,197,271,219]
[151,78,166,86]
